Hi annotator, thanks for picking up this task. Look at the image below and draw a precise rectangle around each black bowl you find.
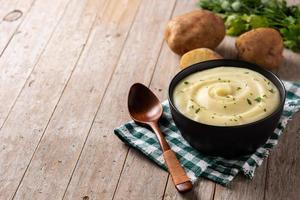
[168,59,286,158]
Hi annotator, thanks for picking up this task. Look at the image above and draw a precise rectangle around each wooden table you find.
[0,0,299,199]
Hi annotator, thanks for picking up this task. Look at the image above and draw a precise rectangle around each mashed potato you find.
[173,67,280,126]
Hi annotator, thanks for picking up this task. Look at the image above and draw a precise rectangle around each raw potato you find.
[180,48,223,69]
[236,28,284,69]
[164,10,225,55]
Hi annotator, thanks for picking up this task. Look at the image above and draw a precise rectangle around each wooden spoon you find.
[128,83,193,193]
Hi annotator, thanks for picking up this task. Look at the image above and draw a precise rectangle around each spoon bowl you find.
[128,83,162,123]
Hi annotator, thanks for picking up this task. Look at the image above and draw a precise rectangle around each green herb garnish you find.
[195,108,200,113]
[224,105,227,108]
[269,88,275,93]
[199,0,300,51]
[237,87,241,90]
[247,98,252,105]
[264,108,267,112]
[184,81,189,85]
[254,97,262,102]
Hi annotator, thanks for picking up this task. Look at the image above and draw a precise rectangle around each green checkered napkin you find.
[114,81,300,186]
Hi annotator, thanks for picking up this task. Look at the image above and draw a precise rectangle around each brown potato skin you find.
[236,28,284,69]
[180,48,223,69]
[164,10,225,55]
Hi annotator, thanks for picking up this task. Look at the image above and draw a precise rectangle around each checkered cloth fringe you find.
[114,81,300,186]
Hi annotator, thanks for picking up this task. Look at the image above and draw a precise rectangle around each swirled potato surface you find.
[173,67,280,126]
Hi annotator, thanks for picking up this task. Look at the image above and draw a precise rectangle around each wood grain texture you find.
[10,0,141,199]
[0,0,104,199]
[264,113,300,200]
[0,0,298,199]
[278,49,300,82]
[0,0,35,54]
[0,0,70,127]
[164,179,215,200]
[214,162,267,200]
[62,1,176,200]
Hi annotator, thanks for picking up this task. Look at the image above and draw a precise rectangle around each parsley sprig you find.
[199,0,300,51]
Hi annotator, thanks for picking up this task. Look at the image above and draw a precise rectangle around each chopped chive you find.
[195,108,200,113]
[190,99,194,102]
[237,87,241,90]
[244,72,249,74]
[224,105,227,108]
[250,92,253,96]
[267,81,270,85]
[263,94,267,98]
[218,78,221,81]
[254,97,262,102]
[247,98,252,105]
[239,115,242,118]
[234,119,238,122]
[264,108,267,112]
[211,116,215,119]
[184,81,189,85]
[269,89,274,93]
[233,97,236,100]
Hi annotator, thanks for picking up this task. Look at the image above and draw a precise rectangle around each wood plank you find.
[0,0,105,199]
[62,1,176,199]
[278,50,300,82]
[11,0,141,199]
[0,0,70,127]
[111,1,210,200]
[213,162,267,200]
[216,36,238,59]
[0,0,35,55]
[103,0,179,198]
[264,113,300,200]
[164,179,215,200]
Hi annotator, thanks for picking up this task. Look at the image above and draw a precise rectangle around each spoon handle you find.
[150,122,193,193]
